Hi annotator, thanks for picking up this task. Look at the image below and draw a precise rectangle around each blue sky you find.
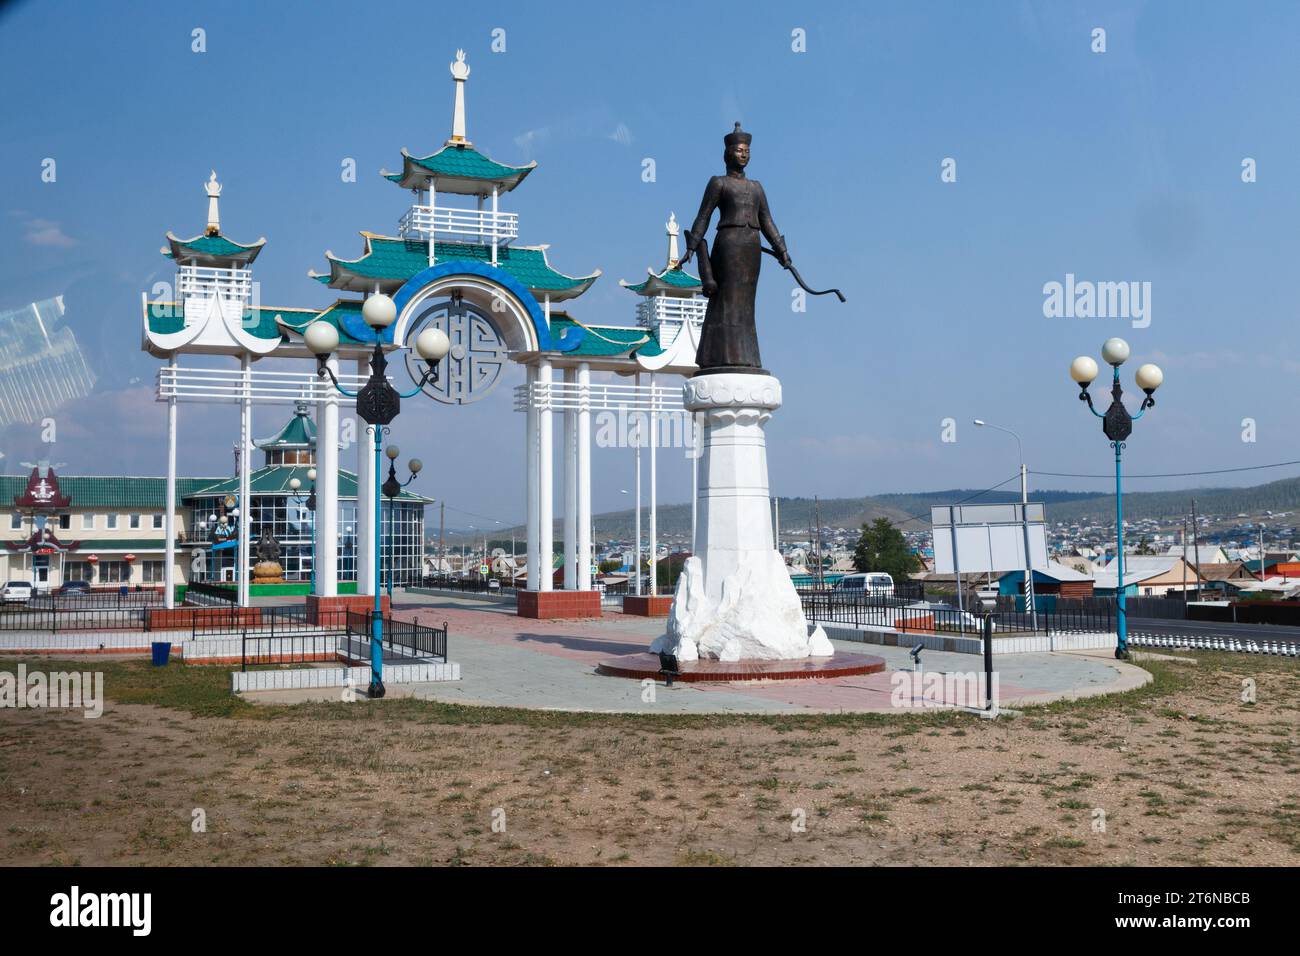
[2,0,1298,526]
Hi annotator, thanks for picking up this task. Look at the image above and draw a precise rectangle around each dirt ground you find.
[1,652,1296,866]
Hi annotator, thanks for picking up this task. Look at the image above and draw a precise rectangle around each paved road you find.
[1126,616,1300,650]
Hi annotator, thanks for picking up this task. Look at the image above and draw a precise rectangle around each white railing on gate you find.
[512,380,684,413]
[398,204,519,244]
[176,264,253,303]
[158,365,375,405]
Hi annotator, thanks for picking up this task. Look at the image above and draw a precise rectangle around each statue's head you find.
[723,122,751,172]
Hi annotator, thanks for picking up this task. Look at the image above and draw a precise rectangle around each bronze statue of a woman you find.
[680,122,789,375]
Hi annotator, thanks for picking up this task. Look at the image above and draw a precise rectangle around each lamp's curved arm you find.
[397,361,440,398]
[1079,386,1104,418]
[317,359,360,398]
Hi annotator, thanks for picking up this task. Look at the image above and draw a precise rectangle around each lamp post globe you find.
[1135,363,1164,393]
[408,458,423,475]
[288,478,301,491]
[415,326,451,362]
[1101,337,1130,367]
[362,293,397,329]
[307,467,317,482]
[386,444,400,461]
[1070,355,1099,385]
[304,320,339,356]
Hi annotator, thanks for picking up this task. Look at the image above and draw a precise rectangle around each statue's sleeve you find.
[687,177,722,253]
[757,183,788,261]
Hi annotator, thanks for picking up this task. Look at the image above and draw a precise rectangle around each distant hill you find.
[467,475,1300,543]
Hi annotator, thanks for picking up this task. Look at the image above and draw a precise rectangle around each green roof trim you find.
[143,299,376,348]
[2,476,216,510]
[382,144,535,193]
[620,266,702,295]
[1,468,429,511]
[315,235,599,300]
[548,317,653,357]
[187,466,431,503]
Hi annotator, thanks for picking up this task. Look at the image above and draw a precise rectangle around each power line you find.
[890,474,1022,528]
[1032,458,1300,480]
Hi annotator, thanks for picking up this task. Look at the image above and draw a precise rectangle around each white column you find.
[238,353,252,608]
[316,355,340,596]
[562,367,577,590]
[538,359,554,591]
[634,373,642,596]
[691,411,699,556]
[577,362,592,590]
[525,365,540,590]
[164,355,177,608]
[355,357,375,596]
[649,372,658,596]
[491,186,500,266]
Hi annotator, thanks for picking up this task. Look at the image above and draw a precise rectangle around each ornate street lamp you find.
[381,445,422,601]
[305,294,449,697]
[1071,337,1164,659]
[288,466,318,593]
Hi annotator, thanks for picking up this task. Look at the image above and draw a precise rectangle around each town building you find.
[1,404,428,592]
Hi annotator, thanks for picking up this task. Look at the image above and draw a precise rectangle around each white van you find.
[832,572,894,598]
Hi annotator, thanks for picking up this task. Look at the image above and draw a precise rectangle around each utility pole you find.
[1182,515,1188,605]
[439,501,445,576]
[1191,497,1201,596]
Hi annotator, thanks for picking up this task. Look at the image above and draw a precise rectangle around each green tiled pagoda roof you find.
[548,316,654,357]
[162,231,265,265]
[315,234,599,300]
[382,145,535,194]
[620,266,702,295]
[256,411,316,449]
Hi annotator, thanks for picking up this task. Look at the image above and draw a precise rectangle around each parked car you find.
[57,580,91,595]
[487,579,501,590]
[2,581,34,604]
[833,572,895,598]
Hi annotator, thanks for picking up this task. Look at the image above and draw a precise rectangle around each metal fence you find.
[800,592,1113,637]
[240,631,341,670]
[0,602,151,632]
[185,581,239,606]
[346,611,448,661]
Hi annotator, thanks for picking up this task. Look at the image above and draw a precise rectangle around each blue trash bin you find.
[151,642,171,666]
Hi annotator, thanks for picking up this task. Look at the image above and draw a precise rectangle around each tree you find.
[853,518,919,581]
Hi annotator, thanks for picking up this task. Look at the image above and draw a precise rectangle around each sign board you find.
[931,503,1049,576]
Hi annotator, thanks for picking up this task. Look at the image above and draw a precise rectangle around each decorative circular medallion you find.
[404,298,508,405]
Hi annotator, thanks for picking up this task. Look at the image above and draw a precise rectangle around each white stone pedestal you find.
[650,373,833,662]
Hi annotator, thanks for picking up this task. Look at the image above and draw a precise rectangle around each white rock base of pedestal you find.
[651,553,834,662]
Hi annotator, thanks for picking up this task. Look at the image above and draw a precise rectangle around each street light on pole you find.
[305,294,450,697]
[973,419,1037,631]
[288,467,318,593]
[1070,337,1164,659]
[381,445,422,601]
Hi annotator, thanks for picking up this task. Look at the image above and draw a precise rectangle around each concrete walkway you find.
[240,593,1151,714]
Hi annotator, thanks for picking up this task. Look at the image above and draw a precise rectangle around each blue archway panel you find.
[383,260,583,352]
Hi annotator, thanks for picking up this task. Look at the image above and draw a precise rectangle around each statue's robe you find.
[687,170,787,372]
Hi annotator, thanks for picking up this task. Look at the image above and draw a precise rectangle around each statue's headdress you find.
[724,122,751,147]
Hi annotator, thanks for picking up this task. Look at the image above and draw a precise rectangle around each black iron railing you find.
[240,631,341,671]
[345,611,448,662]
